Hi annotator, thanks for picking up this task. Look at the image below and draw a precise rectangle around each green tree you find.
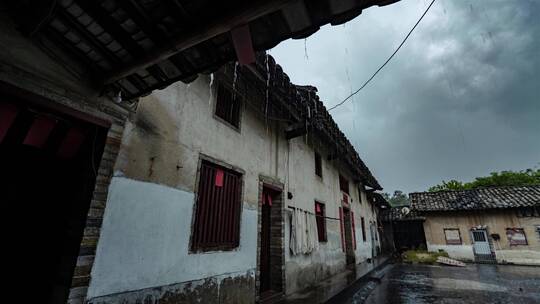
[383,190,410,207]
[428,180,466,192]
[428,168,540,192]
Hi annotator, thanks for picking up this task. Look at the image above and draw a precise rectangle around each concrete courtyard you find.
[357,263,540,304]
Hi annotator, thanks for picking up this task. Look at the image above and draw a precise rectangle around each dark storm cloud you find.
[271,0,540,193]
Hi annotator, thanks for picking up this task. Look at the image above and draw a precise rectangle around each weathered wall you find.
[89,71,382,301]
[0,14,131,304]
[423,211,540,265]
[87,177,257,301]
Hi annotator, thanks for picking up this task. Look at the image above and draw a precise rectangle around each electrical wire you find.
[328,0,436,111]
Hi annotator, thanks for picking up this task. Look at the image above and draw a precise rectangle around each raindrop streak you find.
[265,54,270,133]
[265,54,270,117]
[208,73,214,106]
[232,61,239,100]
[305,93,311,145]
[304,38,309,60]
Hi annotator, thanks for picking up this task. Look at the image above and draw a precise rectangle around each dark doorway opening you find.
[1,96,107,303]
[343,208,356,266]
[259,185,283,302]
[393,220,427,251]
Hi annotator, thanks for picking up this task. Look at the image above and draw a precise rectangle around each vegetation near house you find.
[382,190,410,207]
[402,250,449,264]
[428,168,540,192]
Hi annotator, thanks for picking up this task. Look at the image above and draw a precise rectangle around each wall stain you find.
[87,272,255,304]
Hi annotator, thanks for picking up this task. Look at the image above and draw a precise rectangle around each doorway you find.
[258,185,284,302]
[471,229,496,263]
[1,97,107,303]
[392,220,427,251]
[342,208,356,266]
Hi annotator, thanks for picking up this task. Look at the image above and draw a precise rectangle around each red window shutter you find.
[23,115,56,148]
[339,207,345,252]
[351,211,356,250]
[192,162,242,251]
[315,202,326,242]
[215,169,224,187]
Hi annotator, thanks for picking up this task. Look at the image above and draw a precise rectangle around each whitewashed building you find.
[0,1,398,302]
[86,56,387,303]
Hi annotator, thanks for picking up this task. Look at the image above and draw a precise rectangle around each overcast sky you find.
[271,0,540,194]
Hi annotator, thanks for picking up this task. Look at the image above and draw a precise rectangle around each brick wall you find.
[68,122,126,304]
[256,176,286,301]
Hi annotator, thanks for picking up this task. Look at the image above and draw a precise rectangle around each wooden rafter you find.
[102,0,293,84]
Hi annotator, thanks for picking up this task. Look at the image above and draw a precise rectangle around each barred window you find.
[191,161,242,252]
[361,217,366,242]
[315,152,322,178]
[215,84,241,129]
[339,174,349,194]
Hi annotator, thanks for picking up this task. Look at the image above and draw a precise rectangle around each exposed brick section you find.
[68,121,127,304]
[269,194,284,292]
[256,176,286,301]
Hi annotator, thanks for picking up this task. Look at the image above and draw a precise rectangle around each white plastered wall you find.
[89,74,381,298]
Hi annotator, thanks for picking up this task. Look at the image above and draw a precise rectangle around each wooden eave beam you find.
[55,9,121,68]
[163,0,195,25]
[118,0,171,43]
[103,0,294,84]
[77,0,145,58]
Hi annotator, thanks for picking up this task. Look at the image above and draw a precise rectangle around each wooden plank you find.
[54,10,121,68]
[103,0,294,84]
[117,0,170,43]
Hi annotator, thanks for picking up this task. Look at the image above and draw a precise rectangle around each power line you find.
[328,0,436,111]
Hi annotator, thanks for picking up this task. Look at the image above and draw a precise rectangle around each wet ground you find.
[361,263,540,304]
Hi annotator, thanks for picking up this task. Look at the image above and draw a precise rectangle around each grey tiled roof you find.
[381,206,424,222]
[410,185,540,212]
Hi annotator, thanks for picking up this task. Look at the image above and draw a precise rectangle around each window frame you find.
[444,228,462,245]
[314,201,327,242]
[314,151,323,178]
[190,159,244,253]
[213,83,242,131]
[506,228,528,246]
[339,174,349,194]
[360,217,367,242]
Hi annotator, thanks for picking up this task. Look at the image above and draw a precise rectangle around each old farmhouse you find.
[0,1,398,303]
[410,186,540,265]
[87,54,389,303]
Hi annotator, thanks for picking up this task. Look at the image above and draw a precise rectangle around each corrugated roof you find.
[410,185,540,212]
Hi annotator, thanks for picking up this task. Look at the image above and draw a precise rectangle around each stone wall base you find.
[87,270,255,304]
